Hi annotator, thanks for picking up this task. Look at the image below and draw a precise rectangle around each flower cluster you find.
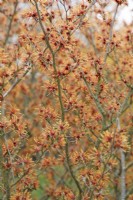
[0,0,132,199]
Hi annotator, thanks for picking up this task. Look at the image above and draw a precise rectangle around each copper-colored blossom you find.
[0,0,132,199]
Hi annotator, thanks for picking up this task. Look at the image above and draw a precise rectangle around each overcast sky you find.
[119,0,133,24]
[19,0,133,26]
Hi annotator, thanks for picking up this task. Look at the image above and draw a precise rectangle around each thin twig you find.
[3,0,18,46]
[116,117,126,200]
[104,4,119,63]
[3,68,31,99]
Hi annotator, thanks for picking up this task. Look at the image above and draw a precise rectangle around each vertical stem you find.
[0,135,4,197]
[65,142,82,200]
[1,0,18,196]
[116,117,126,200]
[104,4,119,63]
[120,150,126,200]
[0,120,10,199]
[3,167,10,200]
[3,0,18,46]
[33,1,82,198]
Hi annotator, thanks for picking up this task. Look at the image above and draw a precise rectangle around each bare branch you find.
[104,4,119,63]
[3,69,31,99]
[3,0,18,46]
